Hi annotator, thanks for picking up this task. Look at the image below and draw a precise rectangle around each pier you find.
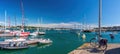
[69,43,120,54]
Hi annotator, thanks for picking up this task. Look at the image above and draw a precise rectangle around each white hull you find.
[30,31,45,36]
[30,33,38,36]
[5,38,26,42]
[38,32,45,35]
[38,39,52,44]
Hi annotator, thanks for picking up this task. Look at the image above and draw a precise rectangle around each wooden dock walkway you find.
[69,43,120,54]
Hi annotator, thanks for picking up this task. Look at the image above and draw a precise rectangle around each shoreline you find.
[69,43,120,54]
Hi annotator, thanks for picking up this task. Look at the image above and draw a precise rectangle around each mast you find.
[5,10,7,30]
[40,17,42,31]
[37,18,40,31]
[98,0,102,40]
[82,14,85,31]
[40,17,42,25]
[8,16,10,28]
[14,15,17,30]
[14,15,17,27]
[20,0,25,31]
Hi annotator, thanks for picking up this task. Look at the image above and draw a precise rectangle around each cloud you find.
[28,22,97,29]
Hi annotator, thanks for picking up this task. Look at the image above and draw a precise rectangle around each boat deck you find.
[0,34,15,37]
[69,43,120,54]
[0,40,38,45]
[26,40,38,45]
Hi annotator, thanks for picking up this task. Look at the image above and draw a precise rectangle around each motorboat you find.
[30,31,39,36]
[38,32,45,35]
[29,38,52,44]
[30,31,45,36]
[38,38,52,44]
[0,41,28,50]
[30,32,38,36]
[0,38,28,50]
[4,38,26,42]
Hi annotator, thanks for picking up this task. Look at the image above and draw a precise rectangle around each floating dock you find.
[69,43,120,54]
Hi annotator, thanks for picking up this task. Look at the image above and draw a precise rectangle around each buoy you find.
[77,32,80,36]
[82,34,86,39]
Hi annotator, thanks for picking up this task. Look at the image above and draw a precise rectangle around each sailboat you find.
[30,18,45,36]
[76,24,82,36]
[14,0,30,37]
[0,10,15,37]
[38,18,45,35]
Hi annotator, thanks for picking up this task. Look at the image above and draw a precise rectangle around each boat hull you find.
[20,32,30,36]
[0,46,29,50]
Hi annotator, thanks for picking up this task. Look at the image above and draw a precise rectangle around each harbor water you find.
[0,30,120,54]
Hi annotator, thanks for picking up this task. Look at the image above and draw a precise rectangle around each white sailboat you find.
[77,24,83,36]
[12,0,30,37]
[0,10,15,37]
[30,32,38,36]
[38,18,45,35]
[30,18,45,36]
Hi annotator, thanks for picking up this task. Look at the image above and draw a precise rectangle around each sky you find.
[0,0,120,27]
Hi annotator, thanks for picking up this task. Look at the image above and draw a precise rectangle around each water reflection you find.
[0,48,28,54]
[37,44,52,49]
[28,43,52,49]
